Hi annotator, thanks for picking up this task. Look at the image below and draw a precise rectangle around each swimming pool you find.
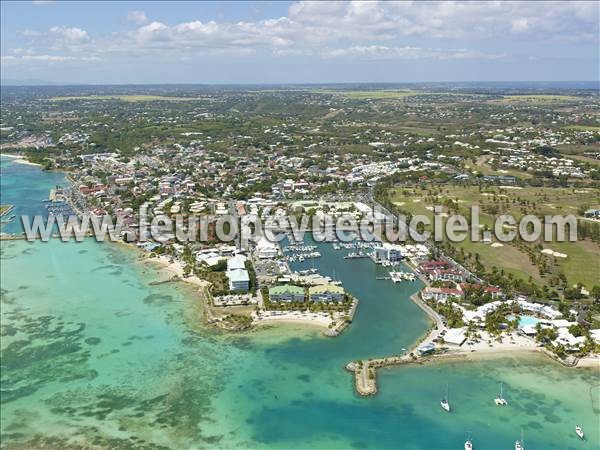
[508,315,540,327]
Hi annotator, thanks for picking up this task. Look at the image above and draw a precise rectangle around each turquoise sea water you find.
[1,156,599,449]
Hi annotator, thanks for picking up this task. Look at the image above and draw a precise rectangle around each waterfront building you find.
[372,243,403,263]
[421,286,462,302]
[429,268,466,283]
[269,285,305,302]
[228,269,250,292]
[196,250,224,267]
[309,284,345,302]
[417,343,436,356]
[444,327,467,346]
[227,255,250,292]
[227,255,247,271]
[457,283,505,299]
[256,237,279,259]
[516,298,562,319]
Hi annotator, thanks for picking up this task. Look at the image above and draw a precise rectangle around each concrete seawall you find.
[346,291,444,396]
[324,298,359,337]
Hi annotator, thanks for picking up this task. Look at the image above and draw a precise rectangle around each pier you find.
[390,271,416,283]
[346,293,444,396]
[343,252,370,259]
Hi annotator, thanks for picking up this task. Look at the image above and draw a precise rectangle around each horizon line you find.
[2,80,599,88]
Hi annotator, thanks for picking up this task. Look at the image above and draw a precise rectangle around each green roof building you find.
[308,284,345,302]
[269,285,305,302]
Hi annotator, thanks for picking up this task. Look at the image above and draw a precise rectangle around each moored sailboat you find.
[440,383,451,412]
[515,430,524,450]
[464,432,473,450]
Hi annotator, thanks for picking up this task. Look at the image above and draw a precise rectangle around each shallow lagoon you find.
[1,156,598,449]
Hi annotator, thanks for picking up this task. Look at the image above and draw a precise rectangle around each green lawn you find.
[543,240,600,289]
[563,125,600,132]
[387,185,600,288]
[313,89,418,99]
[491,94,583,103]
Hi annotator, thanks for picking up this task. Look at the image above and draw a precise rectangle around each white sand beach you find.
[0,153,42,166]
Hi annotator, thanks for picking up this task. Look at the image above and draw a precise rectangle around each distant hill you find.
[0,78,72,86]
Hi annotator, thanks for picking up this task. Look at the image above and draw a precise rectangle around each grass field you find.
[50,95,201,102]
[491,94,583,103]
[466,155,534,179]
[314,89,486,100]
[543,239,600,288]
[314,90,419,99]
[563,125,600,132]
[388,185,600,288]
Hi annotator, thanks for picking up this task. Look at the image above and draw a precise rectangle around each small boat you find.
[440,384,451,412]
[515,430,524,450]
[464,432,473,450]
[494,382,508,406]
[575,426,584,440]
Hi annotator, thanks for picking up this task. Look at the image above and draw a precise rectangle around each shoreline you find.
[254,316,330,329]
[122,242,344,333]
[111,240,210,288]
[0,153,42,167]
[347,289,599,396]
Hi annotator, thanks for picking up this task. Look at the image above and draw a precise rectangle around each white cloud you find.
[2,54,101,66]
[19,29,41,37]
[288,1,598,41]
[127,10,148,26]
[3,1,597,68]
[322,45,507,61]
[511,18,530,33]
[114,1,597,57]
[22,54,100,62]
[49,26,90,44]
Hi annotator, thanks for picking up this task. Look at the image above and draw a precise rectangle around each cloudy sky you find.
[1,1,598,84]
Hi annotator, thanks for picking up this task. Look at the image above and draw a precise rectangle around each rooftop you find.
[269,285,305,295]
[309,284,345,294]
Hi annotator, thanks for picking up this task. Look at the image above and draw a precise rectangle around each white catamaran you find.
[494,382,508,406]
[440,384,451,412]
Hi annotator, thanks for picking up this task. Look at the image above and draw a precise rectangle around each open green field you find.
[388,185,600,288]
[314,89,486,100]
[391,185,594,219]
[466,155,534,179]
[49,95,201,102]
[491,94,583,103]
[314,89,419,99]
[563,125,600,132]
[543,239,600,288]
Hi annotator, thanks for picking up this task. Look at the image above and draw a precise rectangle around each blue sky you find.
[1,1,598,84]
